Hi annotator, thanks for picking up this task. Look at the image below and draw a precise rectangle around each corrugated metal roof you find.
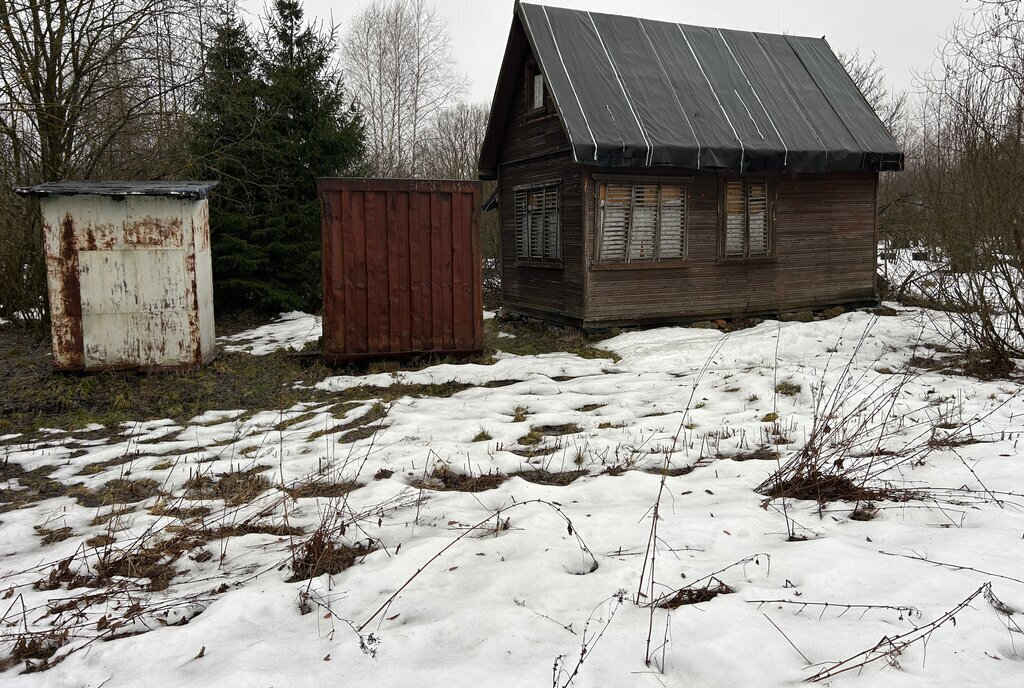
[484,3,902,175]
[14,181,218,200]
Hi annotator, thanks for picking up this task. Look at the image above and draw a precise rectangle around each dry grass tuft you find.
[728,447,780,462]
[34,526,74,546]
[415,465,509,492]
[643,465,694,477]
[283,480,362,499]
[68,478,162,507]
[0,463,67,512]
[774,381,801,396]
[203,523,303,539]
[287,531,377,582]
[760,468,911,504]
[76,453,140,476]
[518,424,582,445]
[93,545,182,592]
[513,469,587,486]
[509,445,561,458]
[86,534,115,548]
[184,467,272,506]
[658,578,735,609]
[149,502,211,520]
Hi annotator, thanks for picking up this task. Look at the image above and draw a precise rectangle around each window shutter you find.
[542,186,560,259]
[629,184,658,261]
[515,190,529,260]
[516,185,560,262]
[527,190,544,259]
[747,180,767,256]
[658,185,686,259]
[725,179,746,257]
[599,183,631,262]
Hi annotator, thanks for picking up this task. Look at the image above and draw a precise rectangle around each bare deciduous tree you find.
[0,0,214,321]
[342,0,466,177]
[417,100,488,180]
[890,0,1024,370]
[839,49,909,138]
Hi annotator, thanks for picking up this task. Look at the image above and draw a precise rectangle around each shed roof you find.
[479,3,903,177]
[14,181,218,200]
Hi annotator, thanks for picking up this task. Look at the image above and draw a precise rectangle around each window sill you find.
[716,254,778,265]
[516,259,563,269]
[591,260,692,271]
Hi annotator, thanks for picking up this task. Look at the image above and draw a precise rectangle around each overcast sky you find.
[246,0,971,103]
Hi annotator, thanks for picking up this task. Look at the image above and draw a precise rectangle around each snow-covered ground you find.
[2,306,1024,687]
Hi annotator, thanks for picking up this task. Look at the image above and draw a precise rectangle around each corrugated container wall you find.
[318,178,483,363]
[16,182,218,371]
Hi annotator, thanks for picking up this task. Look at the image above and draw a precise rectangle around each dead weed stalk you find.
[805,583,993,682]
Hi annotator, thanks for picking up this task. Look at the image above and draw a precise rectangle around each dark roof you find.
[14,181,218,200]
[480,2,903,177]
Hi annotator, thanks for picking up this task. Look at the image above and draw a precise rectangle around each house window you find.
[528,64,545,111]
[533,73,545,110]
[723,177,770,258]
[515,184,560,262]
[597,182,687,263]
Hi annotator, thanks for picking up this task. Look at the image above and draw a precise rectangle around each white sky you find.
[244,0,971,103]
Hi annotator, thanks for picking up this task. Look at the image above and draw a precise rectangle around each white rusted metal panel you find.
[188,200,216,361]
[33,186,216,371]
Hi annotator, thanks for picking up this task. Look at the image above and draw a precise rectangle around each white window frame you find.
[596,180,689,264]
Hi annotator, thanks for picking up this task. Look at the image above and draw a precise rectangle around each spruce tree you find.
[255,0,365,312]
[191,0,365,313]
[189,6,270,310]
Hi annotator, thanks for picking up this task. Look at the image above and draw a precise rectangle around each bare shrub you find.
[889,1,1024,371]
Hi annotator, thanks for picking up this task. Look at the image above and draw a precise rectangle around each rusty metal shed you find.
[318,178,483,363]
[15,181,218,371]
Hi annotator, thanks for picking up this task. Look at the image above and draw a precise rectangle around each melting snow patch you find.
[219,311,321,355]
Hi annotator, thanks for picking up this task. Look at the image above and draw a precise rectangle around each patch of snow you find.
[219,312,321,355]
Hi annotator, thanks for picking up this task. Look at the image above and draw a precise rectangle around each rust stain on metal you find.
[185,250,203,365]
[56,213,85,369]
[125,214,183,247]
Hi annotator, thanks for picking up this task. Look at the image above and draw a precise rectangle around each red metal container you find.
[318,178,483,364]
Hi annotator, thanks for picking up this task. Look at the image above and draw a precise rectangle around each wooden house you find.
[479,3,903,329]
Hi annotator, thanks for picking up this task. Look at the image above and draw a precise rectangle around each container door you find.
[78,249,192,368]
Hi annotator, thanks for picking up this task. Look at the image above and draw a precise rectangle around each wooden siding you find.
[498,156,585,319]
[583,170,879,326]
[319,178,483,363]
[495,35,584,321]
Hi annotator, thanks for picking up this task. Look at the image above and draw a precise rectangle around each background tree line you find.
[0,0,491,322]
